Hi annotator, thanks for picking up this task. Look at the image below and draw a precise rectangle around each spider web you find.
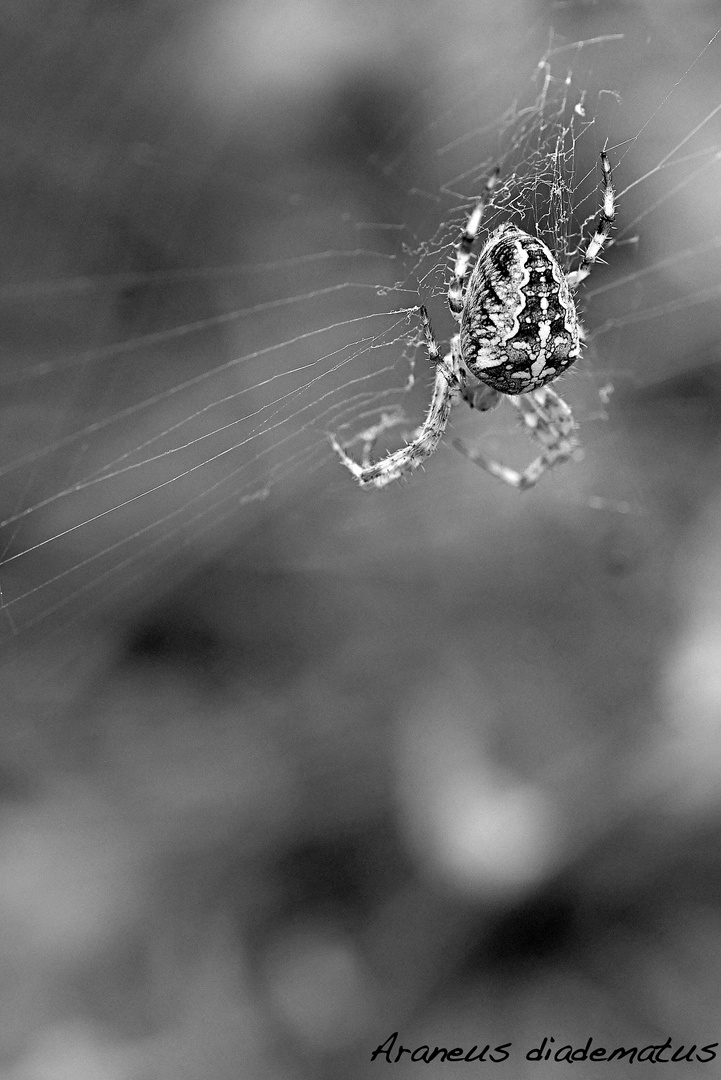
[0,9,720,650]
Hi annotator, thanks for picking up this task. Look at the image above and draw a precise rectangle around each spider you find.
[330,151,616,490]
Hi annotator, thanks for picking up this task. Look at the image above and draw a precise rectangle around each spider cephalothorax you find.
[331,152,616,490]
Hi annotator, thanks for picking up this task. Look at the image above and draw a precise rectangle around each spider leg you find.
[329,306,460,488]
[566,151,616,290]
[452,386,581,490]
[342,411,408,468]
[448,169,499,320]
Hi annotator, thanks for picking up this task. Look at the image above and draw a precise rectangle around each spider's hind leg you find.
[566,151,616,291]
[447,168,500,320]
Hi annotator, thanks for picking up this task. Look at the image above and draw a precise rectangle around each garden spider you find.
[330,152,616,490]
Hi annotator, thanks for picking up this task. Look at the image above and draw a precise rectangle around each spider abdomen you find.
[460,224,580,395]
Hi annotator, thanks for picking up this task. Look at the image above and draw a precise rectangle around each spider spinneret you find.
[330,151,616,491]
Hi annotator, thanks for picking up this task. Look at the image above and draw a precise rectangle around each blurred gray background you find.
[1,1,721,1077]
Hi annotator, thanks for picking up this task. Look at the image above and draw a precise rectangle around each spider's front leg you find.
[340,411,409,469]
[329,306,461,489]
[452,386,582,490]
